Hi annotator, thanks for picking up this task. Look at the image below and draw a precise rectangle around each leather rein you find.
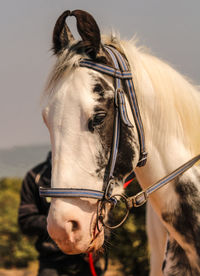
[39,45,200,226]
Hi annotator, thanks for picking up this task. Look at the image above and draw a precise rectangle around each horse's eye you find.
[93,112,107,126]
[88,112,107,132]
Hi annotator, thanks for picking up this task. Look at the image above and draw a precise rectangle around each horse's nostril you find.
[71,220,79,231]
[65,220,80,235]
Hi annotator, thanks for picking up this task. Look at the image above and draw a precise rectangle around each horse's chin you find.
[54,228,105,255]
[87,229,105,253]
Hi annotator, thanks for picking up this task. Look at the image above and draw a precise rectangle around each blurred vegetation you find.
[108,179,149,276]
[0,178,37,268]
[0,177,149,275]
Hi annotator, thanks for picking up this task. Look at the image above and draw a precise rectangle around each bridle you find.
[40,45,147,196]
[40,46,146,195]
[39,45,200,228]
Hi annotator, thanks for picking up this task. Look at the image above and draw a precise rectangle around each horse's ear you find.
[71,10,101,59]
[52,10,75,55]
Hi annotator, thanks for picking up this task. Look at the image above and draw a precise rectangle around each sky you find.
[0,0,200,149]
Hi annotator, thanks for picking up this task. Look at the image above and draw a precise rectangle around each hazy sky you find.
[1,0,200,149]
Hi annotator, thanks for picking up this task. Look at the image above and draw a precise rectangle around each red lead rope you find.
[123,178,134,189]
[88,253,98,276]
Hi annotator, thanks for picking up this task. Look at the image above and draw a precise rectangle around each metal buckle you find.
[137,152,148,167]
[127,191,148,209]
[104,178,115,199]
[133,191,148,207]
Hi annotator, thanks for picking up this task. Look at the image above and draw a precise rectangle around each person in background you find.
[18,152,103,276]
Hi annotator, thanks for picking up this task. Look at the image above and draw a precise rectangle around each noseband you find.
[39,46,200,228]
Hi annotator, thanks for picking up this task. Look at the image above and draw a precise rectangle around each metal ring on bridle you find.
[97,193,130,229]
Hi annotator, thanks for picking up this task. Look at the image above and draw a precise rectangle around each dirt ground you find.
[0,261,124,276]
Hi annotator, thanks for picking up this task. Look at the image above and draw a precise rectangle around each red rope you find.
[88,253,98,276]
[123,178,134,189]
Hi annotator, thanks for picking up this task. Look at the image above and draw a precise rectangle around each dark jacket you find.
[18,152,88,268]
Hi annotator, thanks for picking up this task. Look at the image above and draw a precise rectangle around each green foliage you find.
[108,180,149,275]
[0,177,149,274]
[0,178,37,268]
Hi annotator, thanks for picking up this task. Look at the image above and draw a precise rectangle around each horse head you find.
[41,10,141,254]
[40,9,200,275]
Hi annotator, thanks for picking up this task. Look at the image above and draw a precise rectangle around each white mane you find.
[111,37,200,156]
[43,35,200,156]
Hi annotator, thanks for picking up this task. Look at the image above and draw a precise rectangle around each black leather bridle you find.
[39,45,147,200]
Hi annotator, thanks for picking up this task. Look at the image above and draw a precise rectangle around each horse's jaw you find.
[47,198,104,254]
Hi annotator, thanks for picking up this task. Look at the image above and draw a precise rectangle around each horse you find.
[40,10,200,275]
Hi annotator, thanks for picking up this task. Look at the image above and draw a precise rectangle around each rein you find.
[39,45,200,228]
[126,154,200,208]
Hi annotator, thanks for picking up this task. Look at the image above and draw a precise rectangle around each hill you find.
[0,144,50,178]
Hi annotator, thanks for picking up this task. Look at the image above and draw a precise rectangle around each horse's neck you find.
[123,43,200,191]
[127,77,192,190]
[126,54,193,189]
[135,138,192,190]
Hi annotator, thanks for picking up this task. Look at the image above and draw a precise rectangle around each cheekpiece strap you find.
[105,46,147,167]
[116,88,133,127]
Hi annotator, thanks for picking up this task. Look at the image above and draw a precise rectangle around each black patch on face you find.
[93,83,105,97]
[113,122,135,180]
[162,259,166,272]
[162,178,200,258]
[93,77,113,100]
[91,77,136,182]
[95,98,115,176]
